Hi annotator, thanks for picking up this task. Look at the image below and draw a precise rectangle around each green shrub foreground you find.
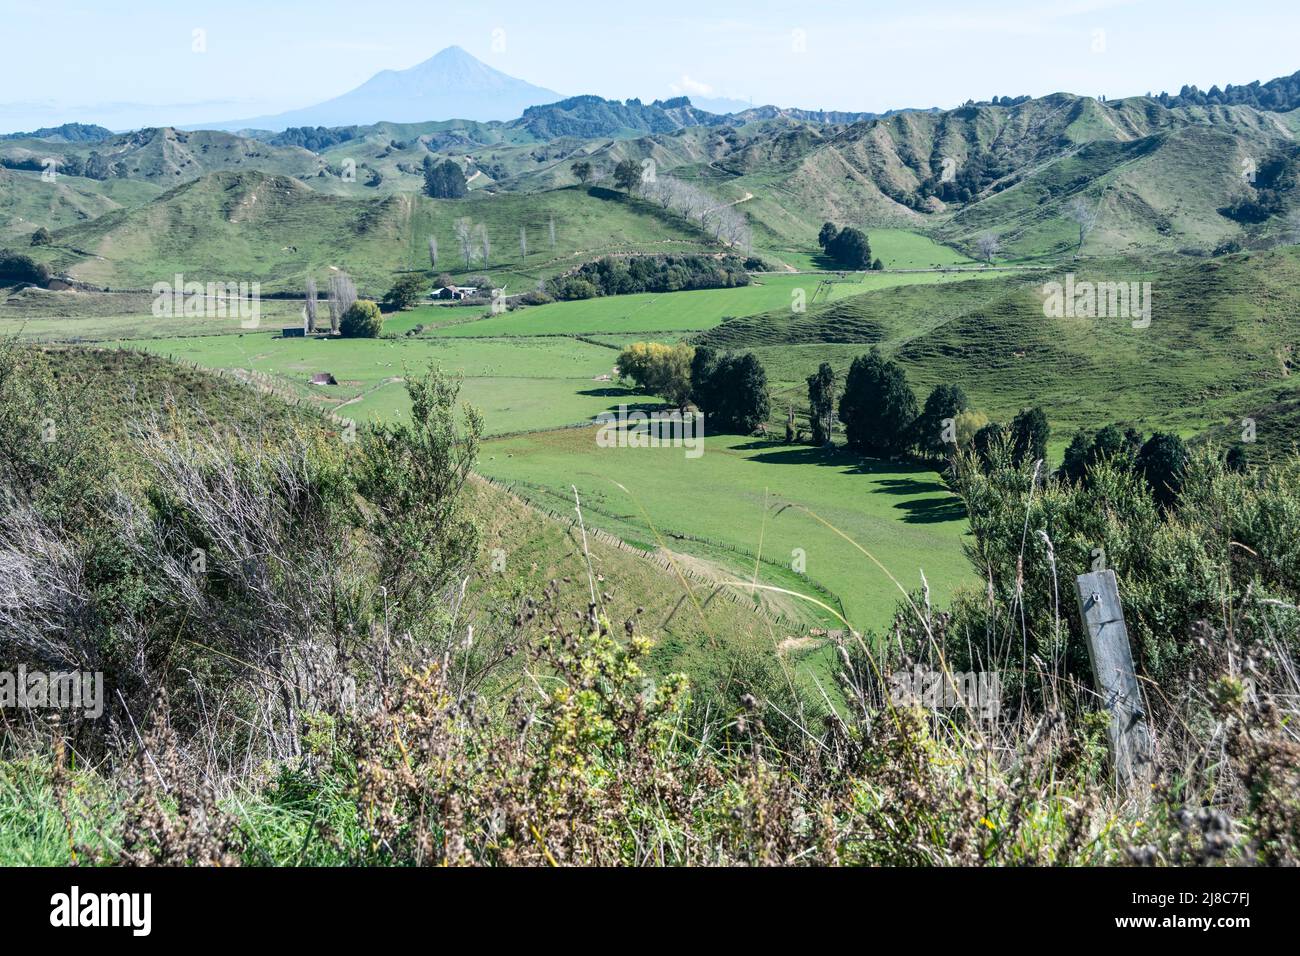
[0,340,1297,866]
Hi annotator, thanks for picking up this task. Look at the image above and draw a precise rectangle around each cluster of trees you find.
[72,150,112,180]
[0,249,52,286]
[817,223,879,270]
[608,167,753,249]
[971,408,1051,469]
[808,348,1044,466]
[547,255,750,300]
[425,218,547,274]
[0,122,112,143]
[0,156,48,173]
[614,341,770,433]
[804,351,1206,498]
[915,150,1016,206]
[1154,71,1300,112]
[1059,424,1191,509]
[1220,148,1299,224]
[324,271,357,335]
[268,125,362,151]
[423,157,468,199]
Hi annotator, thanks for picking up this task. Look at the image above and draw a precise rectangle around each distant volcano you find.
[212,46,563,130]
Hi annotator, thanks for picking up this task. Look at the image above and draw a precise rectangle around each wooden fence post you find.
[1074,569,1155,794]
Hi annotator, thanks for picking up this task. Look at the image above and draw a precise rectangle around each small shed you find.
[310,372,338,386]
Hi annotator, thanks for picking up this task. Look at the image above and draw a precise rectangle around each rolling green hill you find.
[698,247,1300,452]
[0,167,162,242]
[646,93,1300,262]
[11,85,1297,275]
[27,175,725,292]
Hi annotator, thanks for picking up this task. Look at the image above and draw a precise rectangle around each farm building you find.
[430,286,478,301]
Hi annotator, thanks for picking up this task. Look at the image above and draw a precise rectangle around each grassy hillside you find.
[937,124,1284,259]
[28,176,723,292]
[655,93,1300,263]
[110,331,627,435]
[412,269,1003,338]
[0,167,162,241]
[699,248,1300,454]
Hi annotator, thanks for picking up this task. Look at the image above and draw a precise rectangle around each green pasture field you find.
[765,228,982,272]
[111,330,630,435]
[477,427,972,634]
[406,269,1018,339]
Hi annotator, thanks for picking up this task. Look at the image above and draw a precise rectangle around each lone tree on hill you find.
[423,156,468,199]
[427,235,438,270]
[1066,195,1099,257]
[571,161,593,184]
[976,232,1000,263]
[613,158,642,194]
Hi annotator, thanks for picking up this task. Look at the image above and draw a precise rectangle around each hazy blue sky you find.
[3,0,1298,131]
